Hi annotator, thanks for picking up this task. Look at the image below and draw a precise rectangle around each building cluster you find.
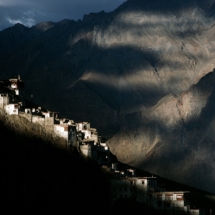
[0,76,23,114]
[0,77,112,165]
[0,77,213,215]
[108,164,212,215]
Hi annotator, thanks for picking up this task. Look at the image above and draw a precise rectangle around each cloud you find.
[6,18,22,25]
[6,17,35,27]
[5,9,38,28]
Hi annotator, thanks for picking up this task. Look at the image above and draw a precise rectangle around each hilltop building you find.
[0,76,114,164]
[0,76,24,115]
[110,176,158,203]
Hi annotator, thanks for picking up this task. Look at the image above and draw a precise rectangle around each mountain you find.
[1,0,215,193]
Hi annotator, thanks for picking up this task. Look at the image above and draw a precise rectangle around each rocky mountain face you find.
[1,0,215,193]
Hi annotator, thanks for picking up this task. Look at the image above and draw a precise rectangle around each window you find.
[173,194,176,201]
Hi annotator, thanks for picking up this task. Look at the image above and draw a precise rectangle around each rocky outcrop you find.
[1,0,215,193]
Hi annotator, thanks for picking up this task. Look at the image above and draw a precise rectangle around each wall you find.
[0,94,9,108]
[80,144,92,157]
[150,192,189,215]
[110,178,133,203]
[4,104,18,115]
[135,178,148,202]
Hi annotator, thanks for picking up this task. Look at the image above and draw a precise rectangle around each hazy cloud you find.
[6,17,35,27]
[0,0,125,30]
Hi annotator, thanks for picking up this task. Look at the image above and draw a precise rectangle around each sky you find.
[0,0,126,31]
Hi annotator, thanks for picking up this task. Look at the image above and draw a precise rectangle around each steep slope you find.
[0,120,110,214]
[1,0,215,193]
[0,21,56,57]
[108,70,215,193]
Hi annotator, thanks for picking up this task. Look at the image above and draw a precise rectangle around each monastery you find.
[0,77,213,215]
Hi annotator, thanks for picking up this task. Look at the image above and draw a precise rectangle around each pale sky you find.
[0,0,126,30]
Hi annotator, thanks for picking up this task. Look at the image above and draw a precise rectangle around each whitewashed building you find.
[9,76,24,96]
[76,122,98,142]
[0,94,9,108]
[110,177,158,203]
[150,191,190,213]
[4,103,19,115]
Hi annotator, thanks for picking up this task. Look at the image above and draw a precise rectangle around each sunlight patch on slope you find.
[93,7,214,49]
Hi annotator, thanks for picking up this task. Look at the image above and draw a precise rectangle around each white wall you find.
[54,125,68,139]
[80,144,91,157]
[0,95,9,107]
[4,104,18,115]
[135,179,148,202]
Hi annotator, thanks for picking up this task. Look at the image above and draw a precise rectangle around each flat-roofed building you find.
[110,177,158,203]
[4,103,19,115]
[151,191,190,213]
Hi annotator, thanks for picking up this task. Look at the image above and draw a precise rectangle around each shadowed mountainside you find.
[1,0,215,193]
